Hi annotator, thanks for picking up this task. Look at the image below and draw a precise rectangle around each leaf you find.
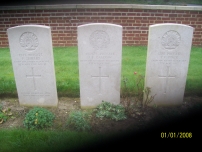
[0,119,3,124]
[11,116,16,119]
[7,112,12,116]
[2,109,7,113]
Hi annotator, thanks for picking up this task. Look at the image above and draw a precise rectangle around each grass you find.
[0,46,202,151]
[186,47,202,96]
[0,128,108,152]
[53,47,80,97]
[0,46,202,97]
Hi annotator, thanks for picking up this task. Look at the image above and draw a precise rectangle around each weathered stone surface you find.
[7,25,58,107]
[144,23,194,106]
[78,23,122,108]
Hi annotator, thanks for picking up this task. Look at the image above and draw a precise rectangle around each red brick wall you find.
[0,6,202,47]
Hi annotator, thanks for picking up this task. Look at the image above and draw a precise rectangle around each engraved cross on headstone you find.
[158,66,176,94]
[26,67,41,91]
[91,67,109,94]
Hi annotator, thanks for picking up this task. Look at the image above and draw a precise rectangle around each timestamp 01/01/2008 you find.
[161,132,192,138]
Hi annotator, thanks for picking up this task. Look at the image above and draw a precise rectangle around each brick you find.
[27,20,38,24]
[54,13,65,16]
[3,10,16,14]
[14,14,24,17]
[29,10,39,13]
[15,21,25,24]
[154,20,164,24]
[43,10,56,13]
[140,33,148,37]
[133,37,141,40]
[75,8,85,12]
[63,37,72,40]
[141,20,150,24]
[118,8,129,12]
[175,17,185,21]
[104,17,114,20]
[113,13,122,16]
[189,18,197,21]
[70,19,80,23]
[125,33,135,37]
[132,31,142,34]
[194,34,201,38]
[56,20,66,23]
[142,13,150,16]
[196,16,202,20]
[125,40,134,43]
[77,16,87,20]
[41,14,50,17]
[1,14,11,17]
[62,17,72,20]
[113,19,122,23]
[119,16,128,20]
[133,9,144,12]
[176,10,186,14]
[82,19,93,22]
[121,23,130,26]
[161,10,172,13]
[0,7,201,47]
[127,13,138,16]
[147,16,156,20]
[57,27,66,30]
[97,13,108,16]
[134,17,143,20]
[161,17,170,21]
[154,13,164,17]
[103,8,114,12]
[181,21,191,24]
[169,14,178,18]
[183,14,191,17]
[58,9,72,12]
[190,11,199,15]
[83,13,93,15]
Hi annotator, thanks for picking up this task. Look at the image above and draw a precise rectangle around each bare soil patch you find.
[1,96,202,137]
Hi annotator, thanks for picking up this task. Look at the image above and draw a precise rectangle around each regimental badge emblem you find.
[19,32,38,51]
[89,30,110,50]
[161,30,181,49]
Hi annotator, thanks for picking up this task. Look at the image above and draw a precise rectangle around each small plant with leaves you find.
[121,71,156,117]
[66,110,92,132]
[95,101,127,121]
[23,107,55,130]
[0,104,13,124]
[143,87,156,108]
[121,72,145,113]
[0,112,8,124]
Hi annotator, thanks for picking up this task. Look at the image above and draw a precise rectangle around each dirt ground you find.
[1,96,202,138]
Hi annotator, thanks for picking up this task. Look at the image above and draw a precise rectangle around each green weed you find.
[66,110,92,132]
[23,107,55,130]
[95,101,127,121]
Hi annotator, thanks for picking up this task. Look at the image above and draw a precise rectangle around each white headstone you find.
[7,25,58,107]
[78,23,122,108]
[144,23,194,106]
